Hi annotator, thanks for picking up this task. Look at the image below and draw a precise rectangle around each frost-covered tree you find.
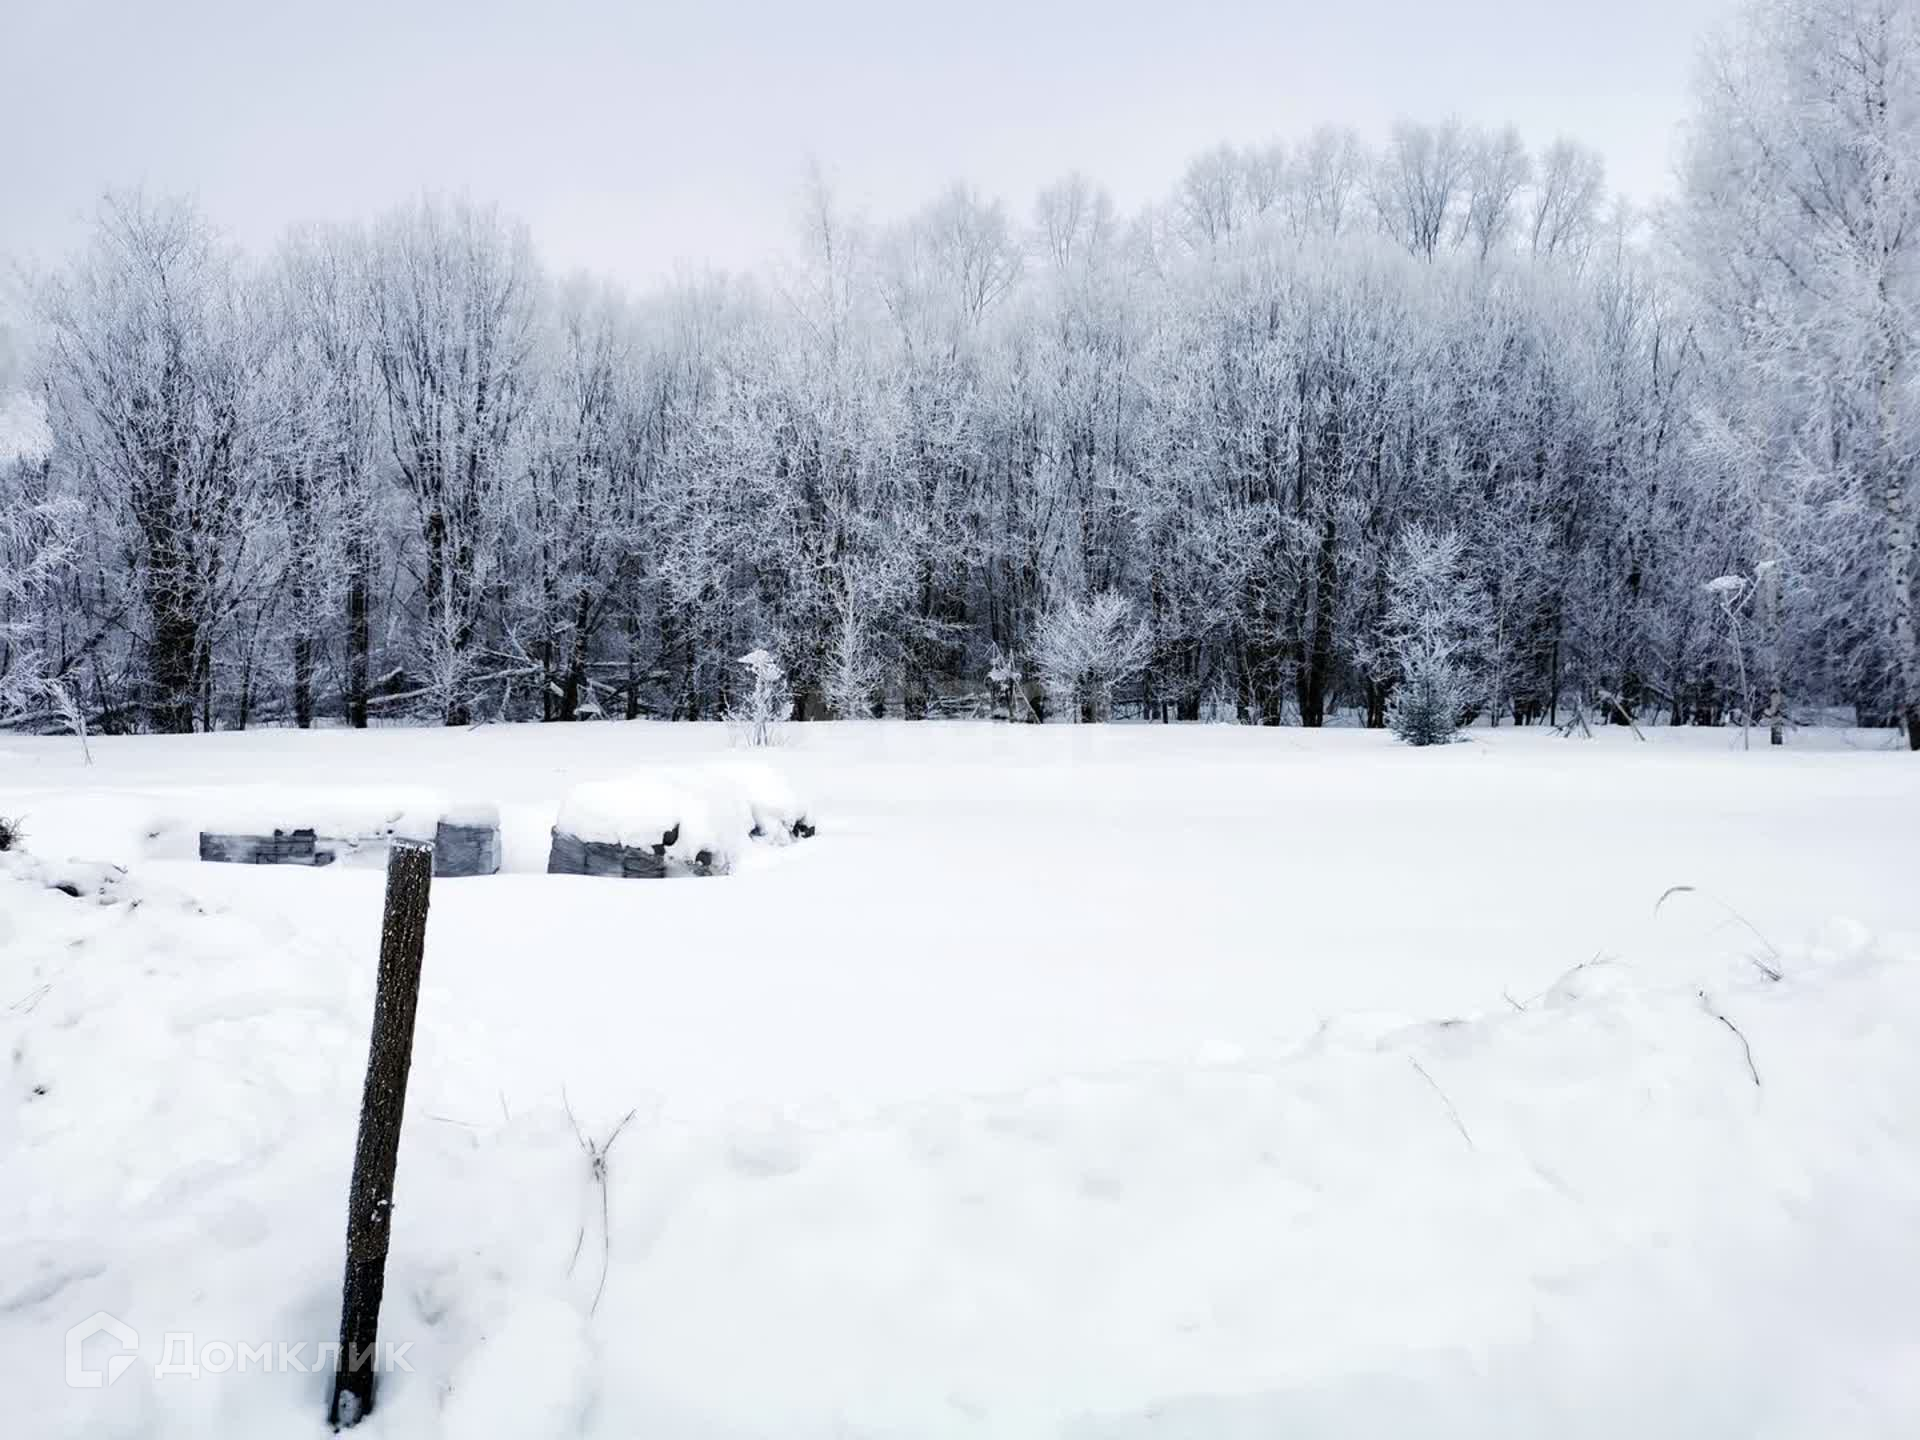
[34,193,274,733]
[1031,590,1152,721]
[0,421,73,722]
[1678,0,1920,746]
[1529,140,1606,264]
[516,278,636,721]
[12,81,1917,741]
[1459,127,1532,261]
[267,224,382,727]
[1373,120,1470,260]
[1384,525,1482,744]
[367,197,538,725]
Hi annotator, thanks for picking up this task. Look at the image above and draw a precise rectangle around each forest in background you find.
[2,0,1915,745]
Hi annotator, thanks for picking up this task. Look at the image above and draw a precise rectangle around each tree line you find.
[2,0,1915,744]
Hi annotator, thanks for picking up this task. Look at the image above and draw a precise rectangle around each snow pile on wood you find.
[195,786,500,875]
[197,785,446,844]
[703,760,815,842]
[550,763,812,877]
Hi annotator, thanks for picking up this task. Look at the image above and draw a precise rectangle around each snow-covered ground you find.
[2,721,1917,1437]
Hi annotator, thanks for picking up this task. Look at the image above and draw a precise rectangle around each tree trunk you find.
[148,585,199,734]
[1364,680,1387,729]
[347,526,370,729]
[1888,473,1919,749]
[559,587,591,721]
[291,466,316,729]
[293,631,315,730]
[329,840,433,1429]
[1299,510,1339,727]
[1881,348,1920,750]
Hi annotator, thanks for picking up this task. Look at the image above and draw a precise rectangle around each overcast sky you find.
[1,0,1733,290]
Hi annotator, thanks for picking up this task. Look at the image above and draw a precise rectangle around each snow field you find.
[1,720,1917,1437]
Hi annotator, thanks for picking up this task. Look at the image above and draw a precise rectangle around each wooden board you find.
[545,828,669,878]
[432,821,501,878]
[199,829,335,866]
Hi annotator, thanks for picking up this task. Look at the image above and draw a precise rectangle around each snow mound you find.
[440,797,502,829]
[0,851,137,905]
[554,763,812,872]
[554,772,728,867]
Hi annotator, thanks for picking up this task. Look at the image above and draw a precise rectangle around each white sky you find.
[0,0,1733,289]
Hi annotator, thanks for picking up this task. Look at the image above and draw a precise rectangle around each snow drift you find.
[2,845,1915,1437]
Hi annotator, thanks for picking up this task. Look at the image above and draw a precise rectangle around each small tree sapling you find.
[1706,574,1753,751]
[732,647,792,747]
[988,647,1024,722]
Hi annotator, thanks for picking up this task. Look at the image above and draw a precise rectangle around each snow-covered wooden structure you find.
[547,764,811,879]
[197,790,501,878]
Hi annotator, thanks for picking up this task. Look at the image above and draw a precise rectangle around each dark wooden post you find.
[329,839,433,1429]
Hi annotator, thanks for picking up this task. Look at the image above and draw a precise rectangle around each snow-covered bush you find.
[1030,591,1152,722]
[0,814,22,852]
[731,647,792,746]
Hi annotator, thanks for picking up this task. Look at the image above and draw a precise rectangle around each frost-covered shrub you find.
[0,815,21,851]
[988,648,1025,722]
[1388,644,1468,746]
[730,647,791,747]
[1031,592,1152,722]
[823,610,884,720]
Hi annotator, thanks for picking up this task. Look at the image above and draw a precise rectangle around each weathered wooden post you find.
[329,838,433,1429]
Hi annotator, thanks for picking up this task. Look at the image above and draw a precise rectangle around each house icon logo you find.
[65,1311,139,1388]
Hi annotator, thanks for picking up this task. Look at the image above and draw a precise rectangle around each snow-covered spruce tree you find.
[732,647,792,746]
[1388,644,1470,746]
[1030,591,1152,722]
[1384,525,1482,745]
